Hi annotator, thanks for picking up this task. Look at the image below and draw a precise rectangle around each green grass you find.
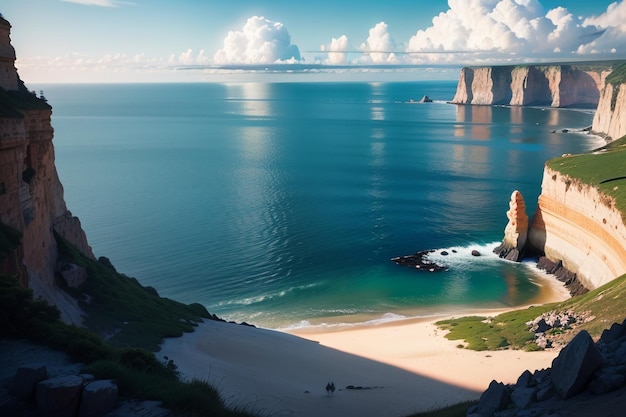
[55,233,217,351]
[0,86,51,117]
[547,135,626,223]
[606,63,626,86]
[436,273,626,351]
[0,273,255,417]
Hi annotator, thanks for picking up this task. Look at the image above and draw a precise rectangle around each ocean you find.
[34,81,600,329]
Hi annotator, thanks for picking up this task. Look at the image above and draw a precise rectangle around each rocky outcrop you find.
[592,77,626,140]
[528,167,626,290]
[493,190,528,261]
[468,322,626,417]
[0,17,93,325]
[452,64,612,108]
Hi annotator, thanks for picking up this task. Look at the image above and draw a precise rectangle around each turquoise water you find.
[36,81,598,328]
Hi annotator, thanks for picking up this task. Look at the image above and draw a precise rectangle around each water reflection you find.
[455,105,493,140]
[228,83,273,118]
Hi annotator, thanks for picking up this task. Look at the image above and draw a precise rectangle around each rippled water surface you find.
[37,81,599,328]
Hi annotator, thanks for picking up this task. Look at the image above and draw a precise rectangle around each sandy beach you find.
[159,305,564,417]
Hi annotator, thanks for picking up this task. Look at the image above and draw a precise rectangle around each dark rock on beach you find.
[391,250,447,272]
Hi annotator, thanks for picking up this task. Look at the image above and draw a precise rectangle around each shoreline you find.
[159,276,570,417]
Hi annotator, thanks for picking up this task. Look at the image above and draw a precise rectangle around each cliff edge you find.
[0,16,93,325]
[592,65,626,140]
[452,64,615,108]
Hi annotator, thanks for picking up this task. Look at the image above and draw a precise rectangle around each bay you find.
[35,81,599,328]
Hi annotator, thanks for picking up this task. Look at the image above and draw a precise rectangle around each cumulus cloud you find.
[213,16,301,65]
[360,22,397,63]
[321,35,350,64]
[578,1,626,54]
[405,0,621,63]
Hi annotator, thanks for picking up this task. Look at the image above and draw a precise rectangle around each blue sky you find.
[2,0,625,82]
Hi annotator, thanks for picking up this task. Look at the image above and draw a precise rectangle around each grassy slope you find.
[438,135,626,351]
[55,233,217,351]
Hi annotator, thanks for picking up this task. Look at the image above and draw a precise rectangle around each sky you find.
[2,0,626,83]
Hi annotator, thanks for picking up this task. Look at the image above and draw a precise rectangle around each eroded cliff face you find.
[592,81,626,140]
[452,65,610,108]
[0,17,93,324]
[528,167,626,290]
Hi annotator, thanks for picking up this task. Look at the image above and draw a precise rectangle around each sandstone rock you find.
[551,330,603,399]
[11,364,47,401]
[494,190,528,262]
[79,379,118,417]
[36,375,83,417]
[418,95,433,103]
[592,79,626,140]
[475,380,510,416]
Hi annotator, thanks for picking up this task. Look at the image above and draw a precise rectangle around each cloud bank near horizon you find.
[16,0,626,80]
[207,0,625,69]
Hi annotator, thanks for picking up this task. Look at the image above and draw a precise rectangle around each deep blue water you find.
[35,81,599,328]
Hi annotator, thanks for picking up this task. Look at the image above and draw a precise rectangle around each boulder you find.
[418,95,433,103]
[600,321,626,345]
[551,330,603,399]
[79,380,118,417]
[475,380,510,416]
[36,375,83,417]
[57,262,88,288]
[510,386,536,409]
[11,364,47,401]
[589,372,625,395]
[516,370,535,388]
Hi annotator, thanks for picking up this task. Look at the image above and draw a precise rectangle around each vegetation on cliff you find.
[0,82,51,118]
[436,273,626,351]
[55,233,217,351]
[547,135,626,223]
[1,230,254,417]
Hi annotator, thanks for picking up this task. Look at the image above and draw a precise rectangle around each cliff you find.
[528,167,626,290]
[0,16,93,325]
[452,64,614,108]
[592,65,626,140]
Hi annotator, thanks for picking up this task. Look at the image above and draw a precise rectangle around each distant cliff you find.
[592,67,626,140]
[452,64,614,108]
[0,16,93,324]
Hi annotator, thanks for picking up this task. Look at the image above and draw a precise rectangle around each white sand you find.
[159,312,562,417]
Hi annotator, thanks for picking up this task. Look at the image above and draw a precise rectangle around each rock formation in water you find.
[0,16,93,325]
[493,190,529,262]
[452,64,614,108]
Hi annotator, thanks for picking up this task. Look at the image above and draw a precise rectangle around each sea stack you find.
[494,190,529,261]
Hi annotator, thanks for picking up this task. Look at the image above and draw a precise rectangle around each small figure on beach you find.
[325,382,331,396]
[330,382,335,396]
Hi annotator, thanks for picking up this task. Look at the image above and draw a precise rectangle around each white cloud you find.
[213,16,301,65]
[360,22,397,64]
[578,1,626,54]
[405,0,621,63]
[322,35,350,65]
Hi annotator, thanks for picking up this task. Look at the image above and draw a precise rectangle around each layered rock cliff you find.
[0,16,93,324]
[452,64,612,108]
[528,167,626,290]
[592,69,626,140]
